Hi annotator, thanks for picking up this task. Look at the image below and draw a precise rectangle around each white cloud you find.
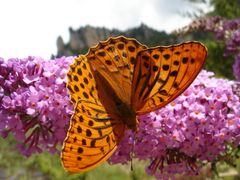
[0,0,211,59]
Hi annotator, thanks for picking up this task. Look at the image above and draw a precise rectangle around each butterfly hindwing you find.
[61,100,125,172]
[132,42,207,114]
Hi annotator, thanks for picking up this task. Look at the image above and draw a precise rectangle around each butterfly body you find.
[61,36,207,173]
[93,68,138,130]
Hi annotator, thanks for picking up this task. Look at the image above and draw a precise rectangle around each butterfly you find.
[61,36,207,173]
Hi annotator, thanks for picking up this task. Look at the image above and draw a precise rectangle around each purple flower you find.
[23,57,43,84]
[0,56,74,155]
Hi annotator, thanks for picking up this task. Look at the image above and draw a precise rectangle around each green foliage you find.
[203,40,235,79]
[185,0,240,19]
[209,0,240,19]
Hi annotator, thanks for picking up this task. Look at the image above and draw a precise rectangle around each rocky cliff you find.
[55,23,180,57]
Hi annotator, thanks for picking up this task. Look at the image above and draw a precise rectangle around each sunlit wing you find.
[131,42,207,114]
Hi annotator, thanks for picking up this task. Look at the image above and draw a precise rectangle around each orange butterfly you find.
[61,36,207,172]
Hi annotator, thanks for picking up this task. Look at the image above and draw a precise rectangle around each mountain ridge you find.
[55,23,181,57]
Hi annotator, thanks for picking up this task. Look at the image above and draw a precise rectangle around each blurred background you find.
[0,0,240,179]
[0,0,211,59]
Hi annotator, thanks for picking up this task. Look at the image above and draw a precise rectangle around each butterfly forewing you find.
[61,100,125,172]
[132,42,207,114]
[86,36,147,105]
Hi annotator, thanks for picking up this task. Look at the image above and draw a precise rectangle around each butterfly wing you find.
[62,55,125,172]
[61,100,125,172]
[131,42,207,114]
[86,36,147,105]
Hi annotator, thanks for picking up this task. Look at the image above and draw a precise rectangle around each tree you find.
[186,0,240,19]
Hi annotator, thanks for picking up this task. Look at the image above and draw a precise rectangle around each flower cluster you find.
[0,56,74,156]
[109,70,240,179]
[174,16,240,80]
[1,56,240,178]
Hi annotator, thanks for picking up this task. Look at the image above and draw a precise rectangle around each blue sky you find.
[0,0,211,59]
